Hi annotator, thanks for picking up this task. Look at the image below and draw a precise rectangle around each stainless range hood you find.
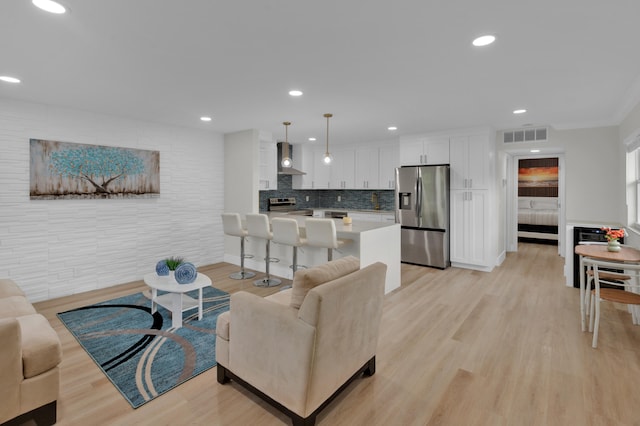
[277,142,306,175]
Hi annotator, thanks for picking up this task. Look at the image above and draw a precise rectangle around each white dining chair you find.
[578,241,631,325]
[587,258,640,348]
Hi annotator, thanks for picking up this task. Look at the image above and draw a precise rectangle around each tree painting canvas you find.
[30,139,160,199]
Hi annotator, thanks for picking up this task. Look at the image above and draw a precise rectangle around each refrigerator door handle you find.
[416,176,423,225]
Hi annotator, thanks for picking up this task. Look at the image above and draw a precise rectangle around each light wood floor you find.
[33,243,640,425]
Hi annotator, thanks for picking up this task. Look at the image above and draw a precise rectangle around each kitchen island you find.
[224,213,401,294]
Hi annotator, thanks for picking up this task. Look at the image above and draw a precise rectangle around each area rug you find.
[57,286,230,408]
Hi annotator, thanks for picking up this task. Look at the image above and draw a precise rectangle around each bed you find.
[517,196,559,243]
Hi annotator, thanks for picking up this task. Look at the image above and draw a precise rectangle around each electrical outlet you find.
[305,195,309,202]
[337,195,341,202]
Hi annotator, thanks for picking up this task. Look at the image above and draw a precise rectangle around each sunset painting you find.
[518,158,558,197]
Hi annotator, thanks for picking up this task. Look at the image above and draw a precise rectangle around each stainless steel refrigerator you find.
[395,165,450,269]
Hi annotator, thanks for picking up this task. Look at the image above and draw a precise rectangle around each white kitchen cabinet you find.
[354,146,379,189]
[399,136,449,166]
[347,211,396,223]
[450,189,487,267]
[450,134,490,190]
[378,145,399,190]
[292,144,314,189]
[313,146,331,189]
[259,141,277,190]
[291,144,331,189]
[331,147,355,189]
[379,213,396,223]
[348,212,378,222]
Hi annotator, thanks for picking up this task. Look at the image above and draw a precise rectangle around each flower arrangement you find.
[601,227,625,242]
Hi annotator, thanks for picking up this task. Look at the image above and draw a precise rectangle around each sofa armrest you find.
[228,291,316,416]
[0,318,22,423]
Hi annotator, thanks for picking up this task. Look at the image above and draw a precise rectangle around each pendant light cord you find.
[324,113,332,156]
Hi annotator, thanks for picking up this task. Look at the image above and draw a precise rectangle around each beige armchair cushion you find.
[0,279,25,298]
[17,314,63,378]
[0,296,37,319]
[289,256,360,308]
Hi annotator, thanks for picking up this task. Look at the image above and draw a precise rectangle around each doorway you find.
[505,152,566,256]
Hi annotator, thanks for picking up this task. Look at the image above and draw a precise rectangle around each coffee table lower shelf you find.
[143,273,212,329]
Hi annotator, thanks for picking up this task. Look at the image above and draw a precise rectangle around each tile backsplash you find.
[259,175,395,212]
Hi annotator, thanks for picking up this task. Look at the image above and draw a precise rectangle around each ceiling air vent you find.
[503,127,548,143]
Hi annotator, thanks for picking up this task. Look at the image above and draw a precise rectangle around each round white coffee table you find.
[143,272,212,328]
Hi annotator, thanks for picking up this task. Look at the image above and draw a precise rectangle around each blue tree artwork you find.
[30,140,160,199]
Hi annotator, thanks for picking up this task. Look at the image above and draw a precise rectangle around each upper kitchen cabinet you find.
[292,144,313,189]
[259,140,277,190]
[354,146,379,189]
[331,146,355,189]
[292,144,331,189]
[399,136,449,166]
[378,144,399,190]
[449,133,491,190]
[313,146,331,189]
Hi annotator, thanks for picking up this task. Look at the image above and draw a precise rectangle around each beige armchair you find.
[0,278,61,426]
[216,256,386,426]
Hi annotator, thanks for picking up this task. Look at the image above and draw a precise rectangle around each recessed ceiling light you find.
[32,0,66,14]
[0,76,21,84]
[200,116,212,122]
[388,126,398,131]
[530,149,541,153]
[513,109,527,114]
[289,90,303,97]
[472,35,496,47]
[308,137,316,142]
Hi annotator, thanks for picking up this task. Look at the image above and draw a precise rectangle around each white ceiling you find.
[2,0,640,145]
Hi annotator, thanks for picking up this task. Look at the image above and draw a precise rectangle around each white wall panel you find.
[0,99,225,302]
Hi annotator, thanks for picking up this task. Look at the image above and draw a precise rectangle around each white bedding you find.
[518,197,559,226]
[518,209,558,226]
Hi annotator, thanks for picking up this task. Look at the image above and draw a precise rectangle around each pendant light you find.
[281,121,292,168]
[323,113,333,165]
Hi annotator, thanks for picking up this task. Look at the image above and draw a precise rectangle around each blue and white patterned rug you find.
[58,286,230,408]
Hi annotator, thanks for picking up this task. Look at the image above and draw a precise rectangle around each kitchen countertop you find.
[264,212,397,234]
[311,208,394,214]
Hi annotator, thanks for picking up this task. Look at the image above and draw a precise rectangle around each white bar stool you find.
[246,213,281,287]
[271,217,307,276]
[304,218,352,262]
[221,213,255,280]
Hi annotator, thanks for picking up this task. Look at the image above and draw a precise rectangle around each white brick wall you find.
[0,99,225,302]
